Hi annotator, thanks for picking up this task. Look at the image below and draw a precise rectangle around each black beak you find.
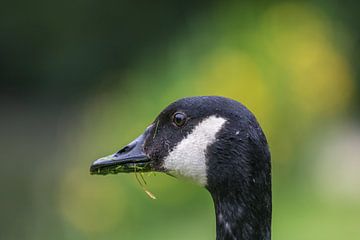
[90,127,152,175]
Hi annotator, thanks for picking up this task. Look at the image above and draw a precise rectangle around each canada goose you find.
[90,96,271,240]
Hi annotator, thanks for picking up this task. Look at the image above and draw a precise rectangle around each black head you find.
[90,96,270,191]
[90,96,272,239]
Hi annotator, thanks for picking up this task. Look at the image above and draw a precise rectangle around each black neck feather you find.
[211,185,271,240]
[206,116,272,240]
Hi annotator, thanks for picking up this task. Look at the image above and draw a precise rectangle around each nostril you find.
[117,147,128,154]
[117,144,135,154]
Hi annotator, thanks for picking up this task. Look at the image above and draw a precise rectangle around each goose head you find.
[90,96,271,240]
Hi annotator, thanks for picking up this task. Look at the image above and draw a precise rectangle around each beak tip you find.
[89,163,99,175]
[89,158,108,175]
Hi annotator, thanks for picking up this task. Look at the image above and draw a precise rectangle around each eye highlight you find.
[172,112,187,127]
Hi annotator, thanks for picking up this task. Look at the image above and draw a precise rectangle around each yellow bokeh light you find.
[58,164,127,235]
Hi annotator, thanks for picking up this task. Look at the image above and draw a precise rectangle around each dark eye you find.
[172,112,187,127]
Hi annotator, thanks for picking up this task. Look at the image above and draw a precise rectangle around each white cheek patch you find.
[163,115,227,186]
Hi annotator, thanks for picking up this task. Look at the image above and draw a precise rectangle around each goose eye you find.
[172,112,187,127]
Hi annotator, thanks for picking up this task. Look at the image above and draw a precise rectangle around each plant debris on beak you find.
[90,127,158,199]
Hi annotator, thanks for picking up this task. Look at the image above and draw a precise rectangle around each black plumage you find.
[91,96,272,240]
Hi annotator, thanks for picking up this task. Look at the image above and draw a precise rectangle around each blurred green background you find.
[1,1,360,239]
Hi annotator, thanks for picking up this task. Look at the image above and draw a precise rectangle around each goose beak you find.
[90,127,152,175]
